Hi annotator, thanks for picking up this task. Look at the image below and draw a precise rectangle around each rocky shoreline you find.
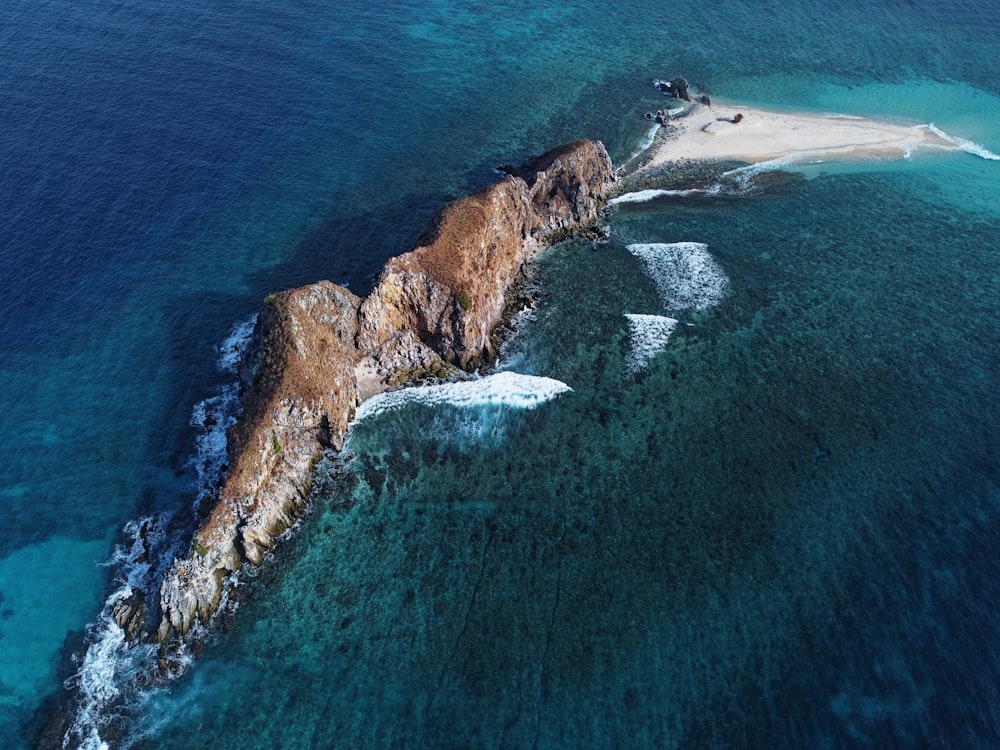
[110,139,615,656]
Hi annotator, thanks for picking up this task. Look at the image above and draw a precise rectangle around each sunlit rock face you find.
[152,139,614,646]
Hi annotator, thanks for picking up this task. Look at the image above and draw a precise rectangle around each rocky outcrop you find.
[358,139,612,370]
[645,76,702,125]
[157,281,362,641]
[656,76,691,101]
[149,138,614,646]
[356,178,534,371]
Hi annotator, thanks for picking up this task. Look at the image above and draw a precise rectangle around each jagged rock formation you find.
[656,75,692,101]
[146,139,614,646]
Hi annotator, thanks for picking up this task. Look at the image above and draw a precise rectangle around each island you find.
[49,75,1000,750]
[109,139,616,652]
[110,97,973,656]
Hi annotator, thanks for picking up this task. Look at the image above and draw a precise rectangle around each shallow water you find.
[2,0,999,747]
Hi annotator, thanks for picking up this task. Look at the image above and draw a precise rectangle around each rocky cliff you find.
[147,138,614,646]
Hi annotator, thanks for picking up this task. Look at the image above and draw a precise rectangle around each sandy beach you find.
[641,102,957,168]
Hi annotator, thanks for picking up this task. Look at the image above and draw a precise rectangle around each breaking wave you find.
[926,124,1000,160]
[720,155,828,191]
[188,383,243,513]
[609,186,723,205]
[614,157,810,206]
[624,314,679,374]
[63,316,257,750]
[618,124,661,172]
[355,371,572,422]
[216,314,257,373]
[637,123,660,151]
[627,242,730,311]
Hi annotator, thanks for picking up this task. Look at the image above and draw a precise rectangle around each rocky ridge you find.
[119,139,615,649]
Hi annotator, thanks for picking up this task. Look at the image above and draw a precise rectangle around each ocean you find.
[2,0,999,747]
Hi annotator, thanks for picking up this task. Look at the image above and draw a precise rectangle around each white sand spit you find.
[641,103,956,168]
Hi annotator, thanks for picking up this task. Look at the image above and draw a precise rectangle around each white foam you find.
[720,155,835,192]
[67,523,208,747]
[65,516,170,748]
[195,316,257,507]
[729,156,794,176]
[217,314,258,373]
[188,383,243,512]
[610,189,671,205]
[627,242,730,311]
[610,187,715,205]
[99,516,158,590]
[618,124,662,172]
[624,314,678,373]
[926,124,1000,160]
[63,580,160,750]
[638,123,660,150]
[354,371,572,422]
[188,322,256,518]
[65,315,257,748]
[70,619,122,750]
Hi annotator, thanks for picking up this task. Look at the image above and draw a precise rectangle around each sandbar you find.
[641,102,956,168]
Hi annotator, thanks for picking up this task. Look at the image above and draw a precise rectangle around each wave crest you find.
[354,371,572,422]
[624,314,679,373]
[609,186,722,205]
[627,242,729,311]
[926,124,1000,161]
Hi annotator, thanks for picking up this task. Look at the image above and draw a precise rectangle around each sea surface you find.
[2,0,999,747]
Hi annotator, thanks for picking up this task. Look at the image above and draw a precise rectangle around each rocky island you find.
[111,139,615,651]
[102,93,977,656]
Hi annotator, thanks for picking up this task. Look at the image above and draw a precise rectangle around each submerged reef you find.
[112,139,614,652]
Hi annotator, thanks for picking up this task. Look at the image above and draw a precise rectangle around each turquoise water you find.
[134,162,1000,749]
[1,0,999,747]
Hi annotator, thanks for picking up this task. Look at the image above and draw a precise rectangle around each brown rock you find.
[358,139,613,370]
[357,177,534,369]
[158,281,362,641]
[152,139,614,646]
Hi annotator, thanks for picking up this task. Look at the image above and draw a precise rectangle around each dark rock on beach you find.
[648,110,672,125]
[656,75,692,101]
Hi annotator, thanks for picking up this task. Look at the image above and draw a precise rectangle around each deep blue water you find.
[1,1,999,747]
